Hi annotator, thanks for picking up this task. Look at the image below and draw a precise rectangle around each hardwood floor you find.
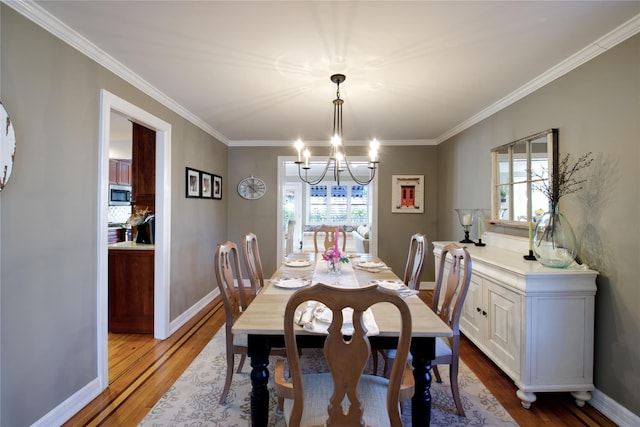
[65,292,615,426]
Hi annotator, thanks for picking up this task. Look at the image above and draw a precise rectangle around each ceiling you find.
[28,1,640,146]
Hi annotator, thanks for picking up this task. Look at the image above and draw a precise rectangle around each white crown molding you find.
[437,13,640,144]
[228,138,438,147]
[5,0,230,145]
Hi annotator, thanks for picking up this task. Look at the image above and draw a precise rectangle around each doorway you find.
[98,89,172,389]
[276,156,378,264]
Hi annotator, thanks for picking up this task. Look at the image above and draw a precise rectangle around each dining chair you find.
[403,232,427,290]
[214,241,249,404]
[215,241,287,406]
[242,232,266,303]
[313,226,347,253]
[372,232,427,374]
[274,283,414,427]
[383,242,472,416]
[285,220,296,255]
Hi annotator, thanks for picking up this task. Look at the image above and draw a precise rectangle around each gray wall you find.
[436,34,640,416]
[0,6,227,425]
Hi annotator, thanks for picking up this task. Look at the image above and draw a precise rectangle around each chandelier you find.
[293,74,379,186]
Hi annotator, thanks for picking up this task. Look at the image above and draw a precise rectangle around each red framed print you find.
[392,175,424,213]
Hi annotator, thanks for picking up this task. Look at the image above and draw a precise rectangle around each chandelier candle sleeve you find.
[529,221,533,251]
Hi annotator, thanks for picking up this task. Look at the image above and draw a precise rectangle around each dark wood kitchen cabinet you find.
[109,159,132,185]
[108,248,154,333]
[131,123,156,211]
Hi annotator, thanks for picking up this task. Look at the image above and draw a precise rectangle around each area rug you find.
[140,329,517,426]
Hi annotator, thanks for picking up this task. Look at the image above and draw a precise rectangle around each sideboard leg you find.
[516,389,536,409]
[571,391,592,407]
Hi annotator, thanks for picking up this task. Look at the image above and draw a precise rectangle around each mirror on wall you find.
[491,129,558,224]
[0,102,17,192]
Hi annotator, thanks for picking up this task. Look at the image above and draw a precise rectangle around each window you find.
[307,183,370,225]
[492,129,558,224]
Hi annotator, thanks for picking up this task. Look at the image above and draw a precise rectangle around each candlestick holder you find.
[475,209,486,246]
[523,249,536,260]
[455,209,476,243]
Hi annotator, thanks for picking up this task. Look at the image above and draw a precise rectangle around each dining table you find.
[231,253,453,427]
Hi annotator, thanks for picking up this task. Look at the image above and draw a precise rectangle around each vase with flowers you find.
[531,152,593,268]
[322,228,350,274]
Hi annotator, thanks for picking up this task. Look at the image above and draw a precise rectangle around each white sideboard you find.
[433,232,598,409]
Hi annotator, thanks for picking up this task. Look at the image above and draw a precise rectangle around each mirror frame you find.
[491,128,558,226]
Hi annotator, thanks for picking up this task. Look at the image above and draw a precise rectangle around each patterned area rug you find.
[140,330,517,426]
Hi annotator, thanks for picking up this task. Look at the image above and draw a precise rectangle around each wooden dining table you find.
[232,254,452,426]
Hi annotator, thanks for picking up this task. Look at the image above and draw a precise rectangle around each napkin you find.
[295,302,379,336]
[372,280,419,299]
[353,264,392,273]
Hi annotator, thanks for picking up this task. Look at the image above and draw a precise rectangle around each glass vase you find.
[532,207,578,268]
[327,261,342,275]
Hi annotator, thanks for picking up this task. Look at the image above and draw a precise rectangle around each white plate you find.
[358,261,386,268]
[272,278,311,289]
[372,280,406,291]
[284,260,312,267]
[313,306,353,324]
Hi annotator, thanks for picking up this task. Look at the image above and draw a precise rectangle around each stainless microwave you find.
[109,184,132,206]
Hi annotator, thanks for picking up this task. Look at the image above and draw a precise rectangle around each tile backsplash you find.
[108,205,132,224]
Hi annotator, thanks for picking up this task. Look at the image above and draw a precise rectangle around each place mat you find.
[358,261,386,268]
[271,277,312,289]
[371,279,419,298]
[284,259,312,268]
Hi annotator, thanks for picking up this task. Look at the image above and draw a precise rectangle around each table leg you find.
[411,338,434,427]
[248,335,270,427]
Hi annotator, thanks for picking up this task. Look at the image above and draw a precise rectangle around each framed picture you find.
[186,167,200,198]
[391,175,424,213]
[213,174,223,199]
[201,172,213,198]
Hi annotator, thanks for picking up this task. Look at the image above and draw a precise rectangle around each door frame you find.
[98,89,172,388]
[276,156,378,264]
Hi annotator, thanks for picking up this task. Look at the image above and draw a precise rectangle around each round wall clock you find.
[237,176,266,200]
[0,102,17,192]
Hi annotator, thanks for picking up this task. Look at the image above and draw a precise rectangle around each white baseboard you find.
[32,378,102,427]
[33,290,220,426]
[168,289,218,336]
[590,388,639,427]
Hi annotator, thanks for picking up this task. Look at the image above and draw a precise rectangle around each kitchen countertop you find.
[108,241,154,250]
